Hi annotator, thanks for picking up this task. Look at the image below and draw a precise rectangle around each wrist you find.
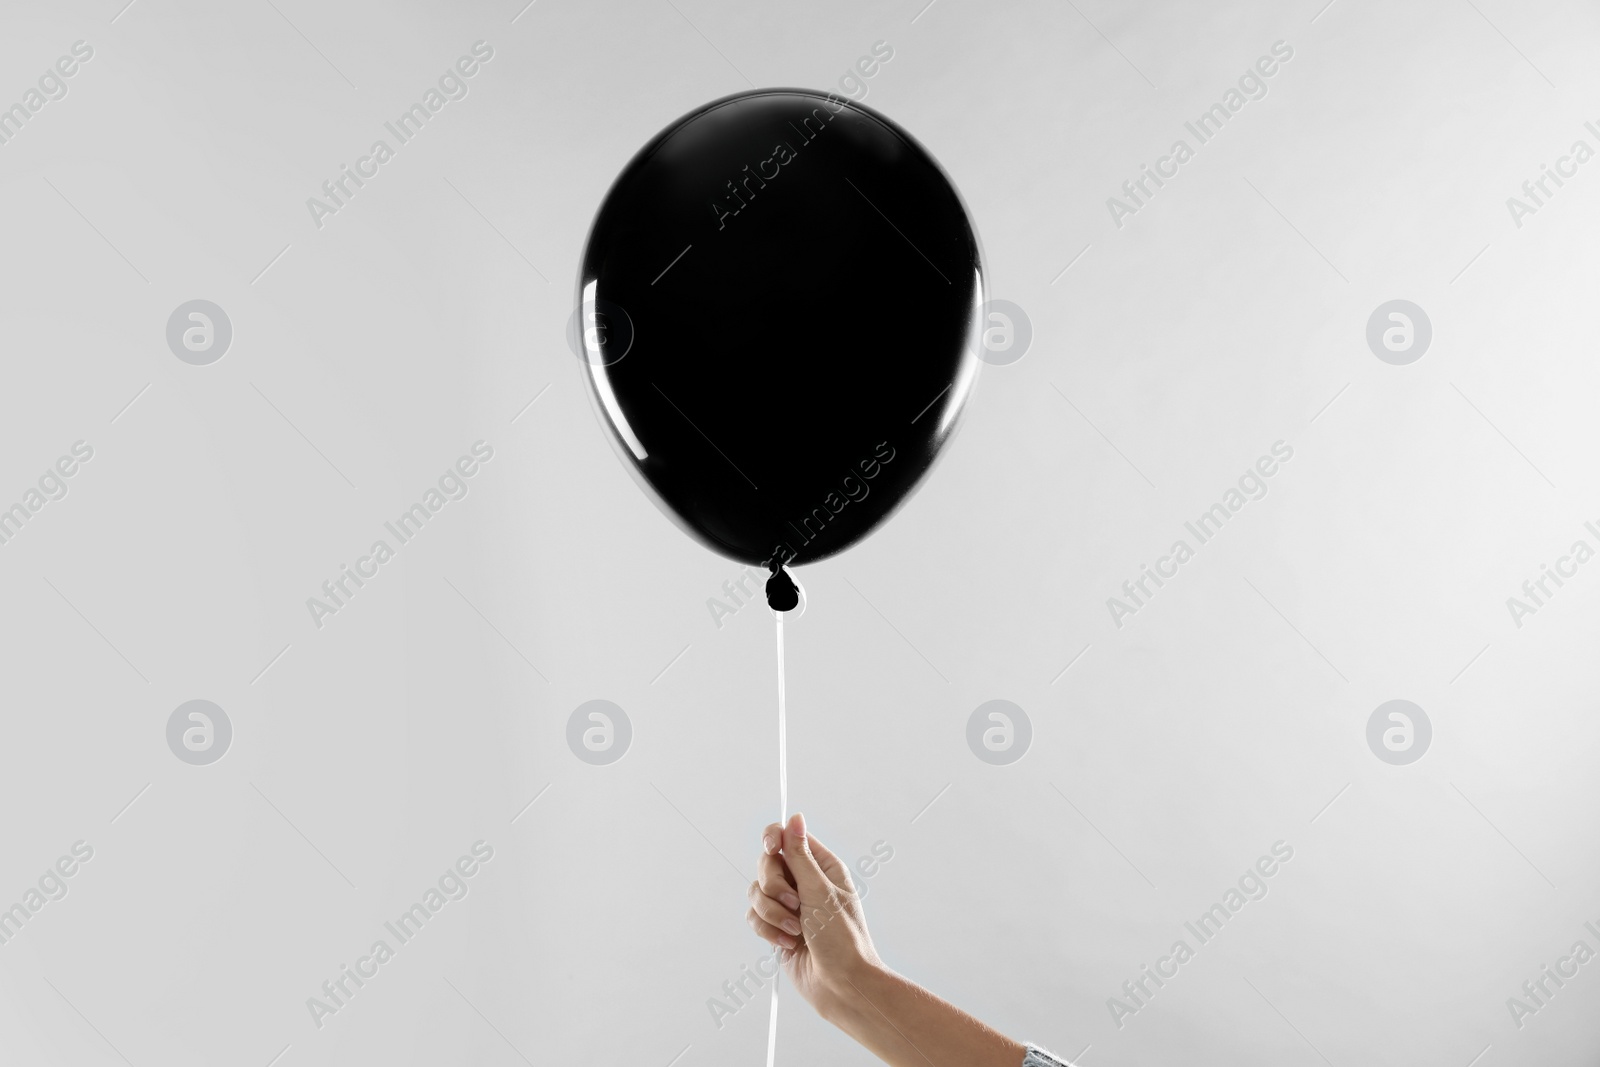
[818,957,894,1029]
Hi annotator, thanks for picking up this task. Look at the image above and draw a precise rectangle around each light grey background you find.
[1,1,1597,1065]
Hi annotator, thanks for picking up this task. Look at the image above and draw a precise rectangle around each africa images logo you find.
[766,441,896,570]
[1106,441,1293,627]
[0,440,94,548]
[305,41,495,230]
[1106,841,1294,1029]
[305,841,494,1029]
[1105,40,1294,229]
[709,93,851,232]
[306,442,494,629]
[0,40,94,149]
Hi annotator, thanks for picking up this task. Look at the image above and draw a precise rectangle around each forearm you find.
[821,962,1027,1067]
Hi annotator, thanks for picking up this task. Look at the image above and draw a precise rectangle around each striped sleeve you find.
[1021,1043,1072,1066]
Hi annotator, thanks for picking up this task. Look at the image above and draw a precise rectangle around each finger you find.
[761,822,785,855]
[804,832,855,892]
[748,876,798,915]
[747,879,801,932]
[746,907,799,950]
[759,852,800,908]
[749,887,802,936]
[780,812,834,899]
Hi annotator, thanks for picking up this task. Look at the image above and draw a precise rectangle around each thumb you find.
[781,813,832,899]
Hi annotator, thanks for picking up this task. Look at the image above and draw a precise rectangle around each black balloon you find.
[575,88,983,577]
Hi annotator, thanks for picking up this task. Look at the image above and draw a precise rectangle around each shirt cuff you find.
[1022,1043,1072,1067]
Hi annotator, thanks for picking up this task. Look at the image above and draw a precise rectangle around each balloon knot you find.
[766,565,799,612]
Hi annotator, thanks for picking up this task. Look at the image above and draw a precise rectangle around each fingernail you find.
[789,812,806,839]
[782,918,801,936]
[781,892,800,910]
[762,834,776,854]
[779,933,797,950]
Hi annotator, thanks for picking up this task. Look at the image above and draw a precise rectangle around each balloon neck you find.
[766,565,800,612]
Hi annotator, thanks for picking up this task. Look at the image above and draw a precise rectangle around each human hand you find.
[745,812,882,1019]
[745,813,1028,1067]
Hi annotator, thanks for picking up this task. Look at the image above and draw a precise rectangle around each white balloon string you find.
[765,609,787,1067]
[776,610,788,819]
